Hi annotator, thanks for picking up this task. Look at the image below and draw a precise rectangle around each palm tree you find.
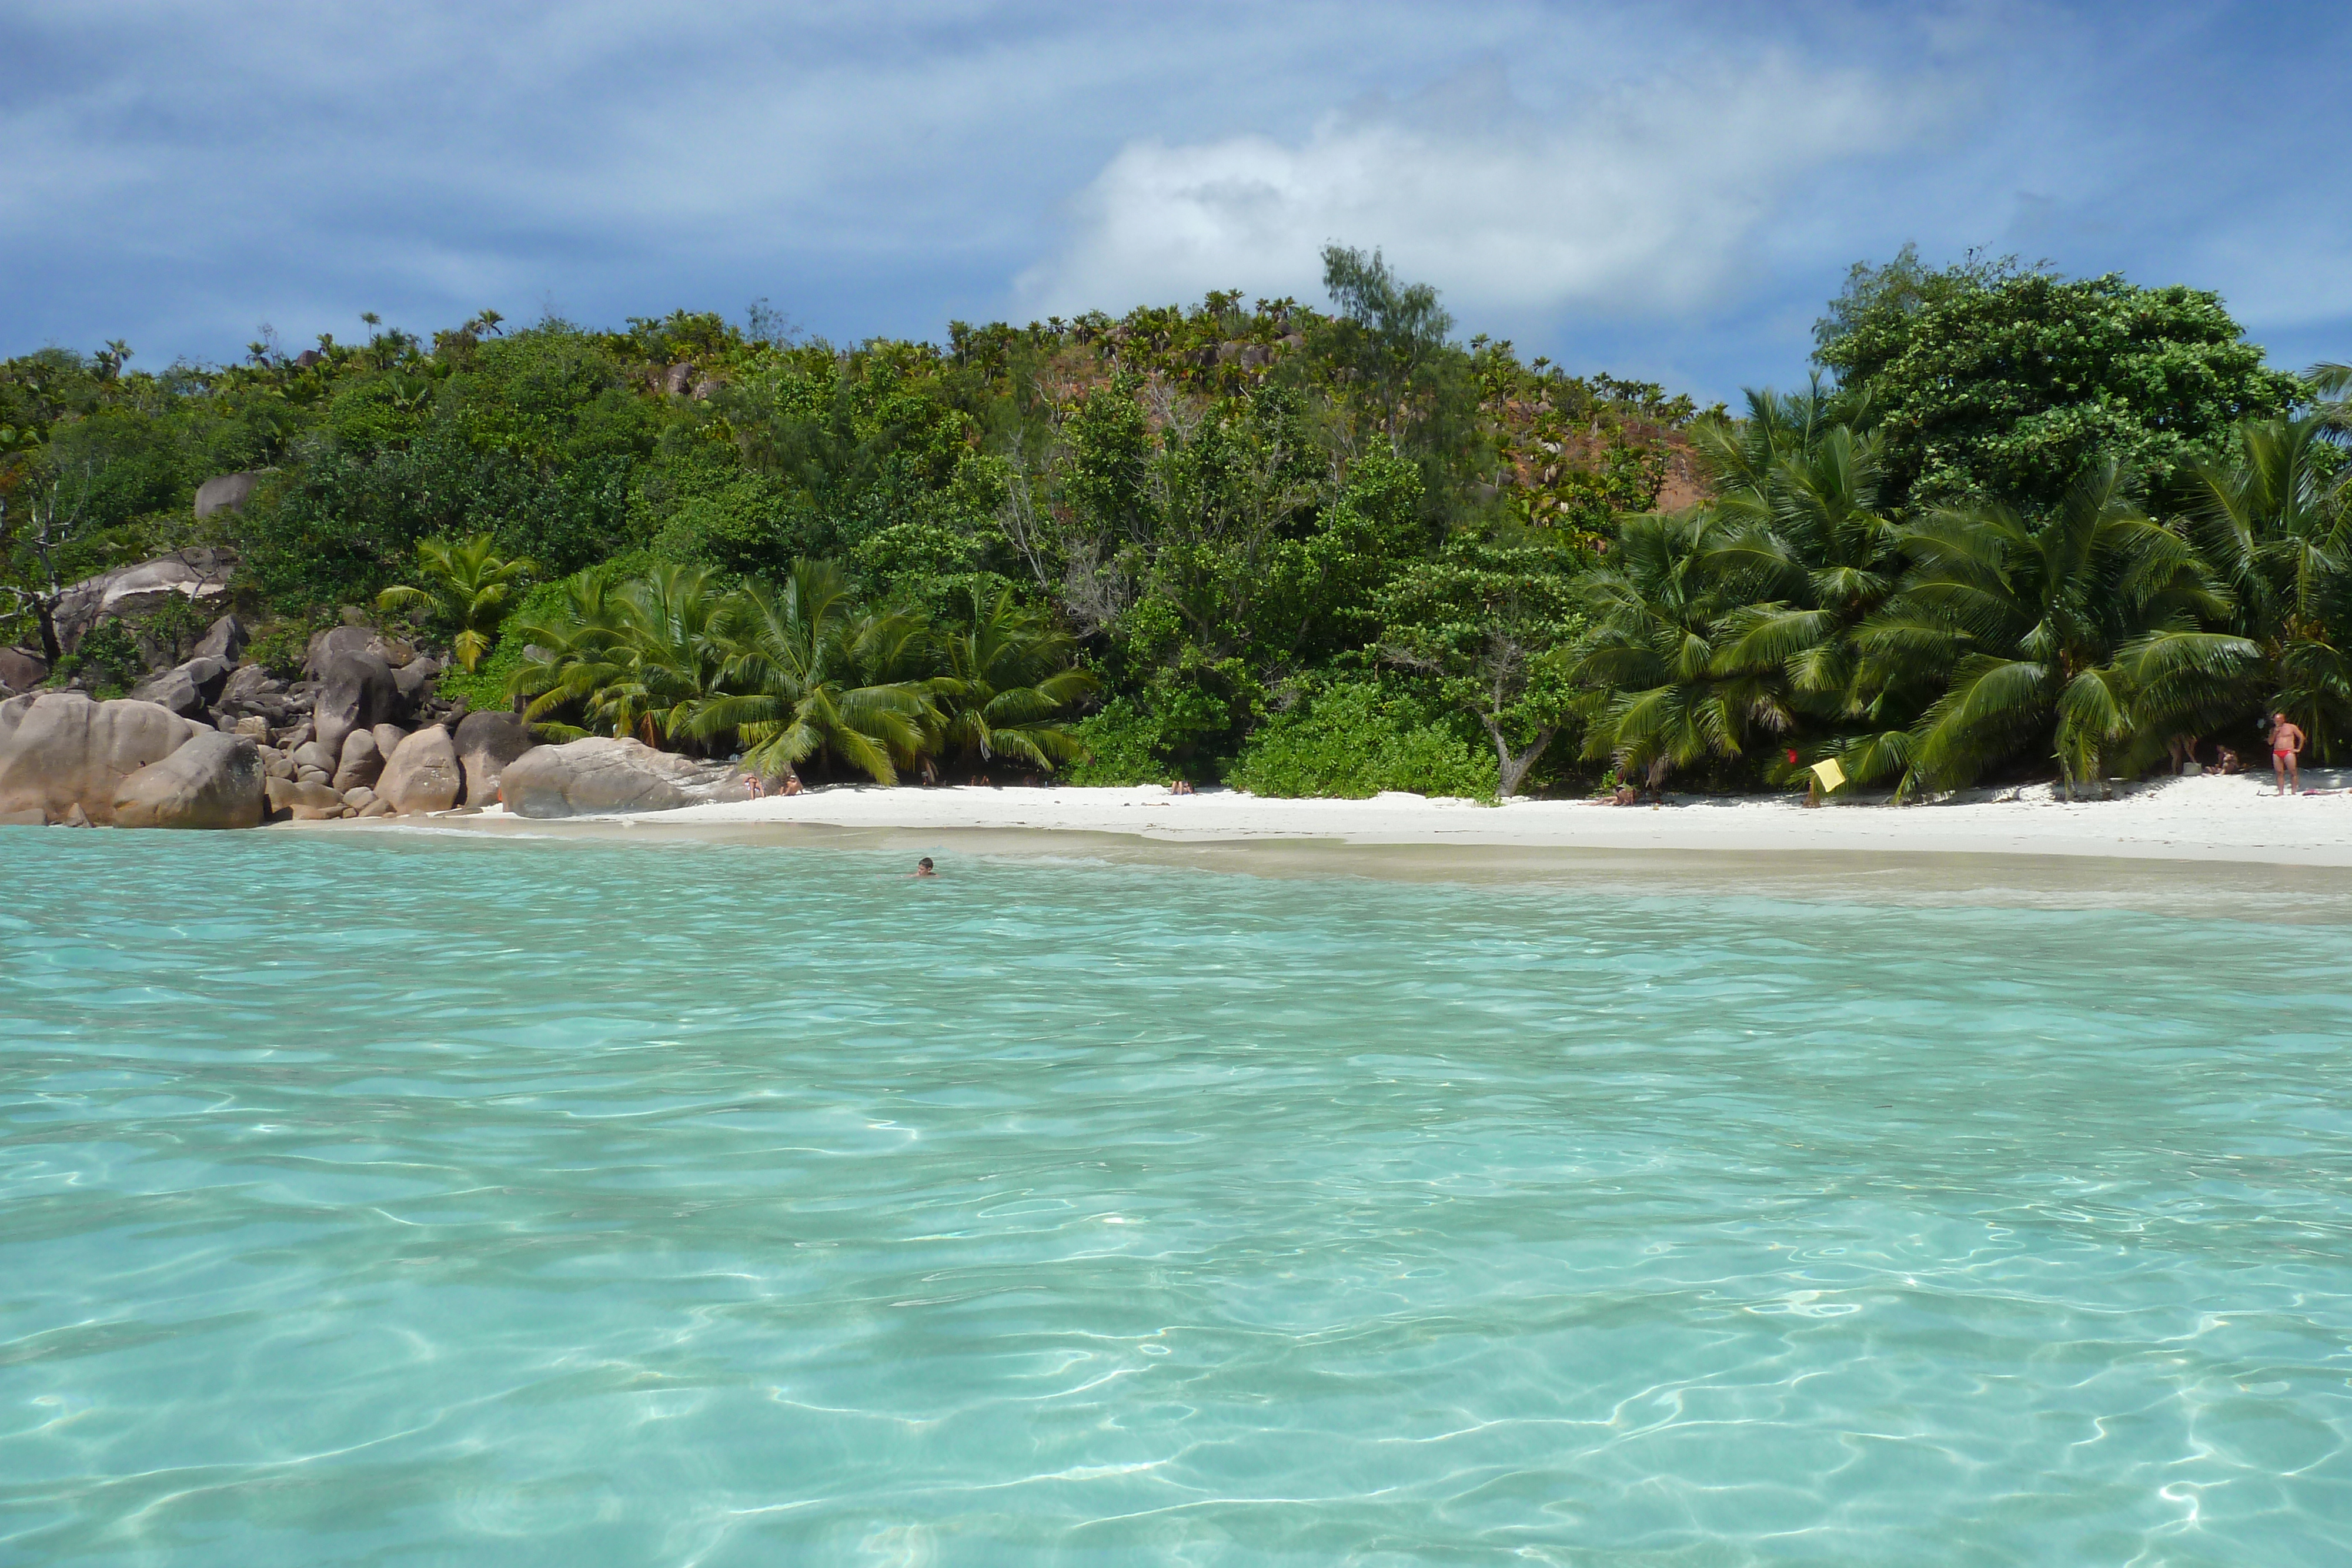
[1571,509,1793,785]
[1705,421,1912,737]
[376,534,536,671]
[934,587,1098,772]
[505,565,729,744]
[684,559,937,784]
[1682,380,1847,502]
[1855,460,2240,795]
[509,569,635,740]
[610,564,731,746]
[2181,414,2352,758]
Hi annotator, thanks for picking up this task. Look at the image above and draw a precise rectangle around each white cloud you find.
[1020,55,1938,322]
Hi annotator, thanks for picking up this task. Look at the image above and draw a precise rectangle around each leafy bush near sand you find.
[1065,699,1174,786]
[433,576,576,714]
[1228,679,1496,800]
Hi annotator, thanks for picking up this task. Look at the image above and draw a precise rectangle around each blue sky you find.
[2,0,2346,403]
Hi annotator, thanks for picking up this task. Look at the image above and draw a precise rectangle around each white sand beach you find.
[430,768,2352,867]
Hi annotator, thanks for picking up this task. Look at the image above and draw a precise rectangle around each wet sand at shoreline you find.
[322,767,2352,868]
[312,770,2352,921]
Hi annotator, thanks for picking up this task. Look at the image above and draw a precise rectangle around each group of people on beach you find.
[742,773,801,798]
[2159,713,2310,793]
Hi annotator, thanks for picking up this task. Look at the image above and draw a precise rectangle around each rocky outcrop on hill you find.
[193,472,263,518]
[500,737,747,817]
[0,693,202,825]
[113,731,265,830]
[1,646,51,694]
[191,614,246,663]
[54,549,238,653]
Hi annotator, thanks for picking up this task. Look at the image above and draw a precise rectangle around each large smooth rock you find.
[216,664,293,731]
[113,731,264,829]
[191,614,247,663]
[313,648,398,758]
[379,726,462,814]
[332,728,384,793]
[265,776,346,820]
[54,549,237,652]
[290,739,338,774]
[0,693,201,824]
[193,472,262,518]
[0,646,46,694]
[453,710,534,806]
[393,656,440,705]
[303,624,399,676]
[501,737,746,818]
[128,657,231,718]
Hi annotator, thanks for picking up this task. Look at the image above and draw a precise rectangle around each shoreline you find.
[326,768,2352,870]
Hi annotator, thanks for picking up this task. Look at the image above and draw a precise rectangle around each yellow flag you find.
[1810,757,1846,792]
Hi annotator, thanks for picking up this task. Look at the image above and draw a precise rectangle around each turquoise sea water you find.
[4,830,2350,1565]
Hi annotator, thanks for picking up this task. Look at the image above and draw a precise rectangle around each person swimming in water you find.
[913,857,936,878]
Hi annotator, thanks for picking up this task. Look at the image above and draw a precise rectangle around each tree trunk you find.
[34,599,61,667]
[1484,716,1555,799]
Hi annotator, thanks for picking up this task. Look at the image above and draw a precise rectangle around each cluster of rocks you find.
[0,693,746,830]
[4,543,755,830]
[0,680,539,830]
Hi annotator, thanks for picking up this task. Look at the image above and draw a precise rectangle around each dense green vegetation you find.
[4,248,2343,797]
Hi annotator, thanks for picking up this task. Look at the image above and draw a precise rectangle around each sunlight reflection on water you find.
[3,828,2349,1564]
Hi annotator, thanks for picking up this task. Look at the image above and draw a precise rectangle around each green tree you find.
[508,568,639,740]
[2180,414,2352,757]
[686,559,937,784]
[376,533,537,671]
[1856,461,2241,794]
[1816,253,2301,512]
[934,585,1097,773]
[1699,409,1914,740]
[1570,511,1792,788]
[1318,244,1454,455]
[1378,541,1583,797]
[0,456,103,661]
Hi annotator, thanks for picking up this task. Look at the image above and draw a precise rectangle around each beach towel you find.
[1810,758,1846,793]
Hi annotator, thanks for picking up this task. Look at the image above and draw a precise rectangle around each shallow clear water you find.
[4,829,2350,1566]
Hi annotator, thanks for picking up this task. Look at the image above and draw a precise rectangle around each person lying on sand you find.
[1170,779,1194,795]
[2270,712,2306,795]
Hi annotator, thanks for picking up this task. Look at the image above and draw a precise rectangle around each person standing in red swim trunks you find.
[2269,711,2306,795]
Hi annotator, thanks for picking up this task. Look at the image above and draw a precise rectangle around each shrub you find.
[1065,698,1174,785]
[1227,678,1496,800]
[243,620,318,679]
[49,620,145,696]
[435,576,576,713]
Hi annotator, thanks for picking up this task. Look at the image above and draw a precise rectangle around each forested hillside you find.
[4,246,2341,799]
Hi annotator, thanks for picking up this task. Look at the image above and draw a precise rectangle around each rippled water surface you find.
[5,828,2351,1565]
